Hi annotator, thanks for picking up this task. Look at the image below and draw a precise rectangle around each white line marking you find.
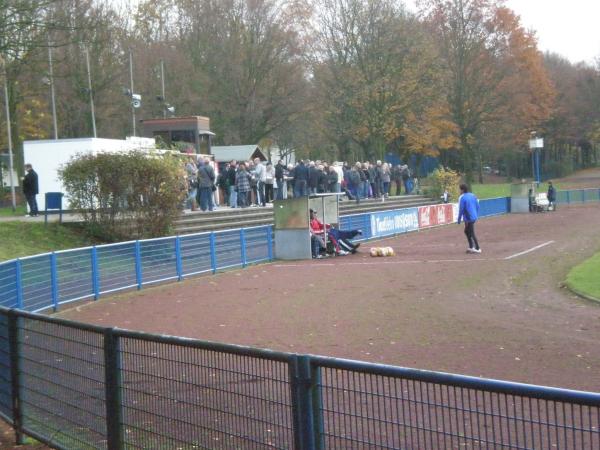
[274,258,492,267]
[504,241,555,260]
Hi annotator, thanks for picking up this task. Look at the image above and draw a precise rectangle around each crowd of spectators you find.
[184,156,416,211]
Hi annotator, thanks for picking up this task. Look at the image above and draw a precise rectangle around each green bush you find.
[423,166,461,202]
[59,151,186,241]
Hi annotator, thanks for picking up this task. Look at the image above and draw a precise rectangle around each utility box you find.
[510,183,530,213]
[273,194,340,260]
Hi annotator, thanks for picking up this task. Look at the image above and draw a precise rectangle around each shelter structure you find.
[210,145,267,164]
[273,194,340,260]
[141,116,214,154]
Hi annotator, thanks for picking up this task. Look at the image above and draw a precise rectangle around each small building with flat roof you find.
[141,116,214,154]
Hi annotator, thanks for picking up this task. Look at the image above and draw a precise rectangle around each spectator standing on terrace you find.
[235,163,251,208]
[217,163,230,206]
[227,160,238,208]
[308,161,319,195]
[401,165,411,194]
[457,183,481,254]
[275,160,285,200]
[293,160,309,197]
[23,163,39,217]
[392,164,403,195]
[381,163,391,197]
[327,165,339,193]
[254,158,266,206]
[196,158,215,212]
[349,163,362,204]
[265,162,275,203]
[184,157,198,211]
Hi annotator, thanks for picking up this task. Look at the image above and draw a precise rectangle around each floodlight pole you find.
[47,39,58,139]
[2,59,16,211]
[160,59,166,118]
[84,47,97,138]
[129,49,136,136]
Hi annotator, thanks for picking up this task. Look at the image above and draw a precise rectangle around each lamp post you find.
[47,39,58,139]
[129,48,136,136]
[528,131,543,186]
[1,56,16,211]
[84,47,97,138]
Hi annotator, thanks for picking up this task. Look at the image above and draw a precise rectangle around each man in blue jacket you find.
[457,183,481,254]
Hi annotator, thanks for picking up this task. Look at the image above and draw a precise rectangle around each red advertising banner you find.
[418,203,455,228]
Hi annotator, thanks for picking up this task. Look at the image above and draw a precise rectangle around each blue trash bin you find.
[45,192,64,224]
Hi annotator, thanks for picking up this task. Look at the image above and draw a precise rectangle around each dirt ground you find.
[2,172,600,449]
[54,202,600,393]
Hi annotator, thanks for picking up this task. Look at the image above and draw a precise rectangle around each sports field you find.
[57,203,600,393]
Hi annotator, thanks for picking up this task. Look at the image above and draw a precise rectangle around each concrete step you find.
[173,194,436,235]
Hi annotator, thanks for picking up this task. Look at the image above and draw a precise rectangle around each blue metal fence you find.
[557,188,600,204]
[0,226,273,314]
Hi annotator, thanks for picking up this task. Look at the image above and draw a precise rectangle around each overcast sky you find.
[405,0,600,65]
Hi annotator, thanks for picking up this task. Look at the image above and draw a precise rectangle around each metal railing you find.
[557,188,600,204]
[0,308,598,450]
[0,225,273,313]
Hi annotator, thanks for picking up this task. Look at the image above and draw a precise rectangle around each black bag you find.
[211,184,217,192]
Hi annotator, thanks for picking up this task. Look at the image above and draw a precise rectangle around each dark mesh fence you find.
[118,333,294,449]
[0,313,11,421]
[313,357,600,450]
[0,309,598,450]
[17,315,106,449]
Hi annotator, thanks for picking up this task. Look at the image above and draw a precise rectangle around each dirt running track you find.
[58,203,600,393]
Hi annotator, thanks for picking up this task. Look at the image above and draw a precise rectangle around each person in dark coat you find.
[196,158,216,212]
[547,181,556,211]
[308,162,320,195]
[293,160,309,197]
[22,164,39,217]
[275,160,285,200]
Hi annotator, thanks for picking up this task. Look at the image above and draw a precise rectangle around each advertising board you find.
[418,203,456,228]
[369,208,419,238]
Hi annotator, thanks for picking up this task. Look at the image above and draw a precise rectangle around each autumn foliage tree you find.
[419,0,554,182]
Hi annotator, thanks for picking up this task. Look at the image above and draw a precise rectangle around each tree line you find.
[1,0,599,184]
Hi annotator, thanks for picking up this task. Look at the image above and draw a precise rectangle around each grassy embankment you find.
[0,221,96,261]
[565,252,600,302]
[471,182,554,200]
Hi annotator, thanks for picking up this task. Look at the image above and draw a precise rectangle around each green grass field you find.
[0,204,27,217]
[471,182,555,199]
[0,222,97,261]
[566,252,600,302]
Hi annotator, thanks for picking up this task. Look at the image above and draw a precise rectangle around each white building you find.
[23,137,156,211]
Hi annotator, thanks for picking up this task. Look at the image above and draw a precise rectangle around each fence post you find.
[134,241,143,290]
[267,226,273,261]
[8,310,24,445]
[50,253,58,312]
[582,189,586,203]
[240,229,247,268]
[91,247,100,300]
[104,328,123,450]
[209,233,217,274]
[566,191,571,204]
[289,355,321,450]
[175,236,183,281]
[15,260,23,310]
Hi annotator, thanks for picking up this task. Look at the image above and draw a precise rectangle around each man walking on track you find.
[457,183,481,254]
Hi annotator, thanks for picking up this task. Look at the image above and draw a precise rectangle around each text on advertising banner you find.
[369,208,419,238]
